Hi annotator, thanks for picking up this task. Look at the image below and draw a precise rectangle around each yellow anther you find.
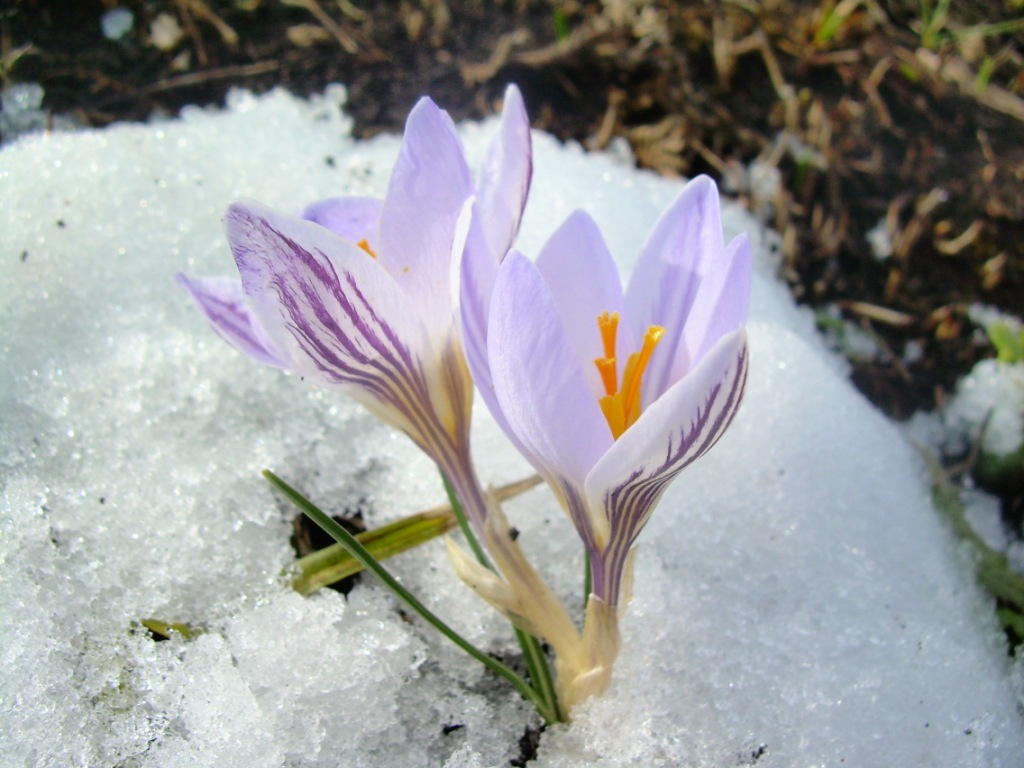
[592,314,664,440]
[621,326,664,428]
[357,238,377,259]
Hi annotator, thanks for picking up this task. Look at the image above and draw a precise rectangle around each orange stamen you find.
[599,394,626,439]
[592,314,665,440]
[621,326,664,428]
[357,238,377,259]
[595,357,618,397]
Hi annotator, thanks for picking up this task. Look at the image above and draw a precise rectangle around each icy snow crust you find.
[2,87,1021,767]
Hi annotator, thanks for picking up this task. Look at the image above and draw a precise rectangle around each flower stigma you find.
[593,312,665,440]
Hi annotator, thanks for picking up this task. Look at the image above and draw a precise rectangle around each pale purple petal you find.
[474,83,532,262]
[585,328,749,560]
[624,175,725,399]
[224,200,436,418]
[300,197,382,242]
[451,202,538,476]
[176,273,288,369]
[456,84,533,396]
[488,251,612,494]
[535,210,634,398]
[681,232,752,374]
[456,202,500,396]
[376,97,474,343]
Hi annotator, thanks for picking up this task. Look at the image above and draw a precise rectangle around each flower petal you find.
[585,328,749,588]
[474,83,532,264]
[488,250,612,493]
[456,84,533,399]
[535,210,633,398]
[225,200,443,439]
[376,97,474,344]
[300,196,382,242]
[176,273,288,369]
[681,232,752,375]
[453,200,541,478]
[455,198,498,397]
[624,175,725,399]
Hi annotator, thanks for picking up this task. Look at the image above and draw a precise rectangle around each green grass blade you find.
[442,472,492,567]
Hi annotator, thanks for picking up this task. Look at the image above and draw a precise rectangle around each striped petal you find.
[176,274,287,369]
[225,199,446,442]
[584,328,749,604]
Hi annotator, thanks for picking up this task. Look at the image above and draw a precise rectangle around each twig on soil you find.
[282,0,359,54]
[904,187,948,256]
[140,60,280,94]
[179,0,239,47]
[586,88,625,151]
[862,55,895,129]
[861,319,913,382]
[902,47,1024,123]
[839,300,916,327]
[512,19,615,68]
[460,28,531,85]
[935,220,984,256]
[335,0,367,22]
[175,0,209,67]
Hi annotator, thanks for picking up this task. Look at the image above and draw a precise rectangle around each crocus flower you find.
[457,174,751,709]
[179,87,532,535]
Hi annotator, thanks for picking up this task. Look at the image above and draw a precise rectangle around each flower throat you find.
[593,311,664,440]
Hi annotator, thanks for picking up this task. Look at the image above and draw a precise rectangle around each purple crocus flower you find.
[459,174,751,708]
[179,87,532,535]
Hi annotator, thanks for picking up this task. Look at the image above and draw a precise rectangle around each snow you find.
[946,359,1024,458]
[2,86,1022,767]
